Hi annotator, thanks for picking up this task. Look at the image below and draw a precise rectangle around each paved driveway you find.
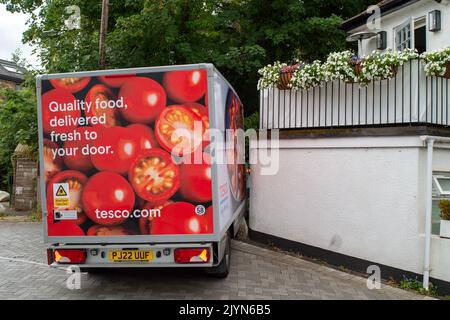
[0,222,426,300]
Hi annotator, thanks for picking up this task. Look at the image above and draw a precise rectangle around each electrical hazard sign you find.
[53,183,70,208]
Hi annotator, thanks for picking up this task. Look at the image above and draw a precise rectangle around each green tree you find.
[1,0,376,115]
[0,80,38,189]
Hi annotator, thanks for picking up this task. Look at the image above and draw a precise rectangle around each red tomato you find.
[50,77,90,93]
[185,102,210,147]
[226,93,245,202]
[41,89,80,135]
[91,126,140,175]
[82,171,135,226]
[85,84,120,128]
[128,149,180,203]
[87,225,136,236]
[62,127,97,172]
[179,153,212,203]
[127,124,158,150]
[98,74,135,88]
[138,200,173,235]
[163,70,207,103]
[150,202,213,235]
[154,105,205,156]
[119,77,166,123]
[43,139,63,184]
[46,170,88,225]
[48,221,85,236]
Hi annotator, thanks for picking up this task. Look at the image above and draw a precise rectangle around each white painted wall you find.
[349,0,450,56]
[250,135,450,283]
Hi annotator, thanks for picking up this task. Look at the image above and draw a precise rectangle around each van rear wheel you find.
[206,232,231,278]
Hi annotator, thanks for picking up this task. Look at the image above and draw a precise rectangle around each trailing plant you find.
[322,50,358,83]
[257,62,286,90]
[258,48,421,90]
[421,46,450,77]
[360,49,419,83]
[291,60,324,90]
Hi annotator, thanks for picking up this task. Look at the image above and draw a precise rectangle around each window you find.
[394,20,412,51]
[414,18,427,54]
[432,200,442,235]
[433,176,450,195]
[431,173,450,234]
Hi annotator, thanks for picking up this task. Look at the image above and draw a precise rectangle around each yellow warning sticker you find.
[56,185,67,197]
[53,183,70,208]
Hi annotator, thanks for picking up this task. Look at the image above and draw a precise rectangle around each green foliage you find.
[399,276,438,296]
[0,73,38,189]
[244,112,259,131]
[1,0,376,115]
[439,200,450,220]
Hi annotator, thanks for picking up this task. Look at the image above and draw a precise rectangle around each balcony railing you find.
[259,59,450,130]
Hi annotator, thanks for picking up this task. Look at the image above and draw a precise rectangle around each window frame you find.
[393,18,413,51]
[433,175,450,196]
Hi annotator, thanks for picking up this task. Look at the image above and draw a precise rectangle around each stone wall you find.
[13,159,38,212]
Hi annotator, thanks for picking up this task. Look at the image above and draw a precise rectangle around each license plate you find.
[109,250,153,262]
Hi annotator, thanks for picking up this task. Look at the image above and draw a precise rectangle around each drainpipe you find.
[421,136,450,290]
[423,137,434,291]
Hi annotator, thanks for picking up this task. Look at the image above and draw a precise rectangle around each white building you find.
[250,0,450,294]
[342,0,450,57]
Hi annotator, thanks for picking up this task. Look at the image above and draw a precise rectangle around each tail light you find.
[53,249,86,264]
[47,249,53,265]
[174,248,210,264]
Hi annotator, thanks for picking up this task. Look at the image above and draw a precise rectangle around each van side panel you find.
[38,65,218,243]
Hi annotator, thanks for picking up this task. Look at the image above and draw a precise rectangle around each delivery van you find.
[36,64,246,277]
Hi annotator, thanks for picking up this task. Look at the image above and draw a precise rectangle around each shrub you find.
[439,200,450,220]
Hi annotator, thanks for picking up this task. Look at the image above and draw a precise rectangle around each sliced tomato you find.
[43,139,63,184]
[46,170,88,225]
[138,200,173,235]
[87,225,136,236]
[163,70,207,103]
[154,105,205,156]
[128,149,180,203]
[185,102,210,147]
[85,84,120,128]
[50,77,90,93]
[150,202,213,235]
[127,124,159,150]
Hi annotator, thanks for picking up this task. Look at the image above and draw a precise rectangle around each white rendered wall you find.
[250,135,450,282]
[349,0,450,56]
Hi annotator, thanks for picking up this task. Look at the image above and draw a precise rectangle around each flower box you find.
[443,63,450,79]
[440,219,450,239]
[277,72,293,90]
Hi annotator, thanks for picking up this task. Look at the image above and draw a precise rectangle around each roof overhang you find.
[0,74,24,84]
[341,0,422,32]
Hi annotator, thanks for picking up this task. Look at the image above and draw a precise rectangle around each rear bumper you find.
[48,243,215,268]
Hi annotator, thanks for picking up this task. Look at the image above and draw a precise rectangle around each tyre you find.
[206,232,231,278]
